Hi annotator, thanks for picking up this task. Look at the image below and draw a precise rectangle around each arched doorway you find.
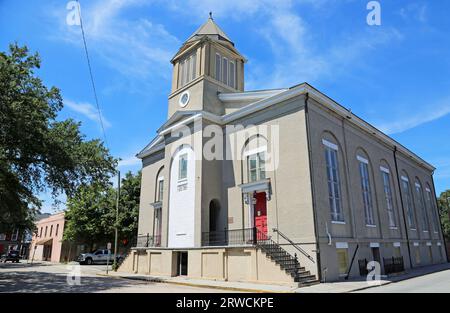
[209,199,220,232]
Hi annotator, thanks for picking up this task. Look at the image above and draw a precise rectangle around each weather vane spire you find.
[209,11,213,20]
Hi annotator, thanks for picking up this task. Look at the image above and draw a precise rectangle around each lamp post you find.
[113,171,120,271]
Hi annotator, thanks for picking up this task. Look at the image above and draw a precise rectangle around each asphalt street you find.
[0,261,232,293]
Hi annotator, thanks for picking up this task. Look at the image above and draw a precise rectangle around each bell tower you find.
[167,14,246,118]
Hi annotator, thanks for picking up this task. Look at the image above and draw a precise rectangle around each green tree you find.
[116,171,141,245]
[437,190,450,240]
[63,183,116,250]
[64,171,141,250]
[0,43,117,233]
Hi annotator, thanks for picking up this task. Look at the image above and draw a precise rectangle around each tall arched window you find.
[322,137,344,222]
[425,184,439,233]
[401,172,416,229]
[415,179,429,232]
[357,151,375,226]
[380,161,396,228]
[242,135,268,184]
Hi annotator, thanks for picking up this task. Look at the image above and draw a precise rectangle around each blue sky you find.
[1,0,450,213]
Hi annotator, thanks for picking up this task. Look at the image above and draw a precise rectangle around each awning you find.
[239,178,271,194]
[238,179,272,202]
[35,238,53,245]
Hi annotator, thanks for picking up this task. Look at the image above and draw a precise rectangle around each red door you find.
[254,192,268,238]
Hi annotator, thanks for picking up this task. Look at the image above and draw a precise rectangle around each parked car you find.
[77,249,122,265]
[1,250,21,263]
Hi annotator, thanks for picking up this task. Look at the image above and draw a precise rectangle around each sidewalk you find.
[98,262,450,293]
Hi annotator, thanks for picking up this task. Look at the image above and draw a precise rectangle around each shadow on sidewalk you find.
[0,270,155,293]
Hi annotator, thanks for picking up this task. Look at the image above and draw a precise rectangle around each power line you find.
[75,0,108,148]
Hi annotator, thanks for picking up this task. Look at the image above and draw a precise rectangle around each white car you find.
[77,249,122,265]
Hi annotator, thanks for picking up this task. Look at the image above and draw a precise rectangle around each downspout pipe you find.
[430,171,449,263]
[393,146,414,269]
[304,93,323,282]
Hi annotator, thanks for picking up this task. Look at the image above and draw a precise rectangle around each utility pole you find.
[113,171,120,270]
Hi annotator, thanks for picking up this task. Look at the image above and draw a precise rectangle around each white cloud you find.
[164,0,402,89]
[375,98,450,135]
[399,3,428,23]
[65,99,112,128]
[45,0,402,92]
[48,0,180,89]
[118,156,141,167]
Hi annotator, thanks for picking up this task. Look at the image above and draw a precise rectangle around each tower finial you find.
[209,11,213,20]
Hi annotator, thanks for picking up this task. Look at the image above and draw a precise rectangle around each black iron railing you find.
[383,257,404,275]
[201,228,257,246]
[135,234,161,248]
[202,228,317,285]
[272,228,315,263]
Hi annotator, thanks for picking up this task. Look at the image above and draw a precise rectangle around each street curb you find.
[96,273,293,293]
[97,264,450,293]
[348,265,450,293]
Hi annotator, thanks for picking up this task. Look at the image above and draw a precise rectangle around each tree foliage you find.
[0,43,117,233]
[437,190,450,239]
[63,171,141,250]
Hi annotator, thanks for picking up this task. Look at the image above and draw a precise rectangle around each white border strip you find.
[243,146,267,157]
[380,166,390,174]
[370,242,380,248]
[415,182,421,188]
[393,242,401,247]
[322,139,338,151]
[426,242,432,246]
[336,242,348,249]
[357,155,369,164]
[413,242,419,247]
[401,176,409,182]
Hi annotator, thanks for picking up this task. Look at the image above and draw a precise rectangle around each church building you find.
[118,16,447,285]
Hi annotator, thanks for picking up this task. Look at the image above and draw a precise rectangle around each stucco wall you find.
[168,145,196,248]
[223,95,318,276]
[120,247,296,286]
[137,151,165,238]
[30,212,65,263]
[306,97,446,281]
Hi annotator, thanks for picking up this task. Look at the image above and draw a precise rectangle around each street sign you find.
[107,242,112,250]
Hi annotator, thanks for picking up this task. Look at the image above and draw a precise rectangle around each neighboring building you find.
[29,212,123,262]
[29,212,67,262]
[120,17,448,284]
[0,229,24,256]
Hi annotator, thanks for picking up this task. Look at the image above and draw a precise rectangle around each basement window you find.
[337,249,349,275]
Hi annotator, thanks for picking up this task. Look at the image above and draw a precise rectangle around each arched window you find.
[425,184,439,233]
[415,179,429,232]
[356,150,375,226]
[154,166,165,203]
[379,161,396,228]
[400,172,416,229]
[322,134,344,222]
[242,135,268,183]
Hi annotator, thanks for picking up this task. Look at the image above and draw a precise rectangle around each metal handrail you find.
[272,228,315,263]
[134,233,162,248]
[201,228,256,246]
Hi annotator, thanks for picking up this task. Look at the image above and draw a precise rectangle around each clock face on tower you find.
[179,91,190,108]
